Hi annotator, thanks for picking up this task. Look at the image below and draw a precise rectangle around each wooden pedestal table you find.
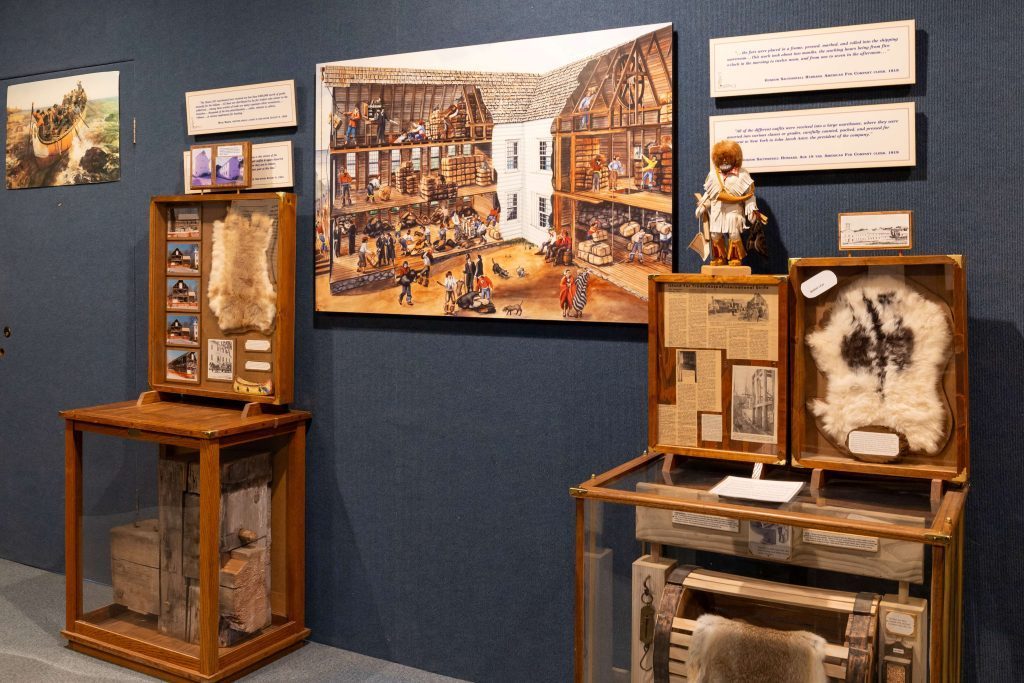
[61,398,311,682]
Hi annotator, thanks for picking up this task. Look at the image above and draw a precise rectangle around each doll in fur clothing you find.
[208,211,277,335]
[805,274,952,456]
[687,614,827,683]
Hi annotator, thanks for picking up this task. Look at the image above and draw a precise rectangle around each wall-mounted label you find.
[245,361,271,372]
[884,611,917,637]
[802,528,879,553]
[184,141,293,194]
[671,510,739,533]
[749,522,792,560]
[186,80,297,135]
[245,340,271,352]
[710,20,916,97]
[800,270,838,298]
[709,102,916,173]
[848,430,901,458]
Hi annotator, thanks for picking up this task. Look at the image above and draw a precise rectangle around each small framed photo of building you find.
[166,349,199,383]
[190,147,213,188]
[206,338,234,382]
[731,365,777,444]
[166,314,199,347]
[166,278,199,311]
[838,210,913,251]
[167,205,201,239]
[166,242,200,275]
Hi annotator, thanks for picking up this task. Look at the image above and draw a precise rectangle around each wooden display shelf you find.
[62,398,311,682]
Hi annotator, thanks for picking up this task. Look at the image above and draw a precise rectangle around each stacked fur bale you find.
[440,155,478,187]
[396,161,420,195]
[419,174,457,201]
[577,238,613,266]
[475,155,492,186]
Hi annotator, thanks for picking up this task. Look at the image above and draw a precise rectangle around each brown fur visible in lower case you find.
[688,614,827,683]
[209,211,277,335]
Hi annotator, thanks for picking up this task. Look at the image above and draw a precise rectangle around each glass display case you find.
[570,452,965,683]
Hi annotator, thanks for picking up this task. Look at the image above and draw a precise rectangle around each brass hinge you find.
[923,532,951,544]
[569,487,588,497]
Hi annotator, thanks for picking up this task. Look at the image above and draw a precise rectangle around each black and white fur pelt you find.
[569,271,590,318]
[805,274,953,455]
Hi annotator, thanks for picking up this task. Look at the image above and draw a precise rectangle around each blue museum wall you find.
[0,1,1019,681]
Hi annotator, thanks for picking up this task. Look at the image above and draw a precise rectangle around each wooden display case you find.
[789,256,968,481]
[61,401,311,682]
[149,193,296,405]
[648,274,788,465]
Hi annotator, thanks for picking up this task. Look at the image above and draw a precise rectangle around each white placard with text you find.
[186,80,297,135]
[710,20,916,97]
[709,102,916,173]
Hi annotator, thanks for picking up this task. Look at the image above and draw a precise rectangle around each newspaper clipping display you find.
[659,282,778,448]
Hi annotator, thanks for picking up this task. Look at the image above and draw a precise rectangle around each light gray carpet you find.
[0,557,465,682]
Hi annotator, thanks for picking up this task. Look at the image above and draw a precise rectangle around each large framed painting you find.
[315,23,674,323]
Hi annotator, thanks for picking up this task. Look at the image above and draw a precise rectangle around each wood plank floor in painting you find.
[333,183,497,215]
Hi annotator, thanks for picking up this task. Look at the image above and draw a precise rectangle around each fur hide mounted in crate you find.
[805,274,953,458]
[208,210,278,335]
[688,614,828,683]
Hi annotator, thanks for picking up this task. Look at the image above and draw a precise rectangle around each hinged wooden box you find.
[149,193,296,405]
[648,274,788,465]
[789,256,968,481]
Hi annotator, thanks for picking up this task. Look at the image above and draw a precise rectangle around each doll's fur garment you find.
[208,211,277,335]
[805,274,952,454]
[687,614,827,683]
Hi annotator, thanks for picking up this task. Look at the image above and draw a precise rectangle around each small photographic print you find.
[214,144,245,187]
[707,292,769,322]
[731,365,777,444]
[166,314,199,347]
[191,147,213,187]
[167,278,199,311]
[206,338,234,382]
[166,349,199,383]
[748,521,792,561]
[166,242,200,275]
[168,205,201,239]
[677,350,697,384]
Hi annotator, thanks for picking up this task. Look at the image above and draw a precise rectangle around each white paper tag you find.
[885,611,916,637]
[848,430,901,458]
[710,476,803,504]
[800,270,838,298]
[672,511,740,533]
[700,414,723,442]
[245,340,271,352]
[244,360,271,371]
[802,528,879,553]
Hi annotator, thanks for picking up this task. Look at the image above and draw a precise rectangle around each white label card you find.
[186,80,297,135]
[884,611,917,637]
[800,270,838,299]
[672,511,740,533]
[710,20,916,97]
[244,361,271,372]
[802,528,879,553]
[848,430,901,458]
[709,102,916,173]
[245,340,271,352]
[710,476,803,504]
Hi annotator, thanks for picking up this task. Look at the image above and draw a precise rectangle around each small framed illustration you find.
[189,142,252,191]
[166,314,199,347]
[166,242,200,275]
[166,278,200,311]
[166,349,199,383]
[838,211,914,251]
[206,338,234,382]
[167,205,201,239]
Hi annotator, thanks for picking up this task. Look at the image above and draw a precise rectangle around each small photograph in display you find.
[166,314,199,347]
[214,144,245,187]
[168,205,201,239]
[206,338,234,382]
[191,147,213,187]
[166,349,199,383]
[166,242,200,275]
[167,278,199,311]
[731,365,777,444]
[677,350,697,383]
[707,292,769,322]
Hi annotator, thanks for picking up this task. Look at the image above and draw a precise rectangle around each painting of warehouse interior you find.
[315,23,673,323]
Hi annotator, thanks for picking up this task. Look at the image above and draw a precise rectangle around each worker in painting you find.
[395,260,418,306]
[344,106,361,145]
[475,272,493,303]
[608,155,624,191]
[641,143,659,190]
[591,154,604,191]
[475,254,485,289]
[578,87,596,130]
[559,269,574,317]
[338,169,353,206]
[438,271,459,315]
[463,253,476,293]
[374,104,397,145]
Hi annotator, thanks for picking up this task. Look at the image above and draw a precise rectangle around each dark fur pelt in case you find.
[688,614,827,683]
[805,274,952,455]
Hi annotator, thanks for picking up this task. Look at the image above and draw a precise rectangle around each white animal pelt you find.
[688,614,827,683]
[805,274,952,455]
[208,211,277,335]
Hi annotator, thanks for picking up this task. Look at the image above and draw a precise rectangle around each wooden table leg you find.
[286,424,306,626]
[64,421,83,631]
[199,441,221,676]
[930,544,945,682]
